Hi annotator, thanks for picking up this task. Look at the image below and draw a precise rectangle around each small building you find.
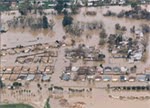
[120,75,127,82]
[128,76,136,82]
[136,75,146,82]
[94,76,102,82]
[26,74,35,81]
[42,75,50,81]
[145,74,150,81]
[102,76,111,81]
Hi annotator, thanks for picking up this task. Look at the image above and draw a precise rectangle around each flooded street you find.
[0,5,150,108]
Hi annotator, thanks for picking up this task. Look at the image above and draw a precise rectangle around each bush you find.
[99,29,107,39]
[99,39,106,46]
[13,82,22,87]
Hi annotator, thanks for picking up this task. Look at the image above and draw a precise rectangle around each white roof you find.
[42,75,50,81]
[88,3,93,6]
[121,67,127,72]
[133,53,142,60]
[71,67,79,71]
[26,74,35,81]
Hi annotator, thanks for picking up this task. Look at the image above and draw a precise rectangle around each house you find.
[102,76,111,81]
[42,74,50,81]
[136,75,145,82]
[60,73,71,81]
[145,74,150,81]
[118,0,126,5]
[103,66,127,75]
[112,76,119,82]
[87,0,99,6]
[120,75,128,82]
[113,67,121,73]
[26,74,35,81]
[94,76,102,81]
[128,76,136,82]
[17,74,27,80]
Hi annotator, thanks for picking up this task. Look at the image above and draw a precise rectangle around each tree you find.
[18,0,32,15]
[131,2,138,9]
[99,29,107,39]
[43,16,49,29]
[44,97,51,108]
[99,39,106,46]
[62,15,73,27]
[13,82,22,87]
[0,78,4,89]
[70,3,79,14]
[115,23,121,30]
[54,0,65,14]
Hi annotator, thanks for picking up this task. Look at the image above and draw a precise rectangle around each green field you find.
[0,104,34,108]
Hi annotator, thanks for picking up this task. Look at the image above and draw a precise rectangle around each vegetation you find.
[62,15,73,27]
[44,98,51,108]
[43,16,49,29]
[0,78,4,88]
[99,39,106,46]
[70,3,79,14]
[54,0,65,14]
[130,2,138,8]
[18,0,32,15]
[0,104,34,108]
[99,29,107,46]
[13,82,22,87]
[99,29,107,39]
[115,23,121,30]
[0,4,10,11]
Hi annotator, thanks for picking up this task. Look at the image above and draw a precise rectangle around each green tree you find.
[70,2,79,14]
[99,29,107,39]
[18,0,32,15]
[131,2,138,8]
[62,15,73,27]
[0,78,4,88]
[54,0,65,14]
[43,16,49,29]
[44,97,51,108]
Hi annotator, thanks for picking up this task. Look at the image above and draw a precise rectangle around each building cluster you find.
[60,65,150,82]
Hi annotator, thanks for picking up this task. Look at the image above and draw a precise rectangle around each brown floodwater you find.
[0,5,150,108]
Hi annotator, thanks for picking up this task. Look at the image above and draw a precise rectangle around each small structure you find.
[42,75,50,81]
[102,76,111,81]
[26,74,35,81]
[136,75,146,82]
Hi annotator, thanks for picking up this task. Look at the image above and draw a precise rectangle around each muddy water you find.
[1,6,150,48]
[1,5,150,77]
[0,5,150,108]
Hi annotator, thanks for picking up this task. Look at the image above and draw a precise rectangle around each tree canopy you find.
[131,2,138,8]
[44,98,51,108]
[43,16,49,29]
[0,78,4,89]
[54,0,65,14]
[62,15,73,27]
